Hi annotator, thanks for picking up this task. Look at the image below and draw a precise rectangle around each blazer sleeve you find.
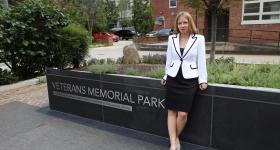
[163,36,173,80]
[197,36,208,84]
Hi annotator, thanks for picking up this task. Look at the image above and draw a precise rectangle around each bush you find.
[0,69,18,85]
[208,57,280,89]
[147,67,165,78]
[142,54,166,64]
[84,57,280,89]
[0,0,69,79]
[124,68,139,76]
[59,23,89,68]
[106,58,115,64]
[87,64,117,74]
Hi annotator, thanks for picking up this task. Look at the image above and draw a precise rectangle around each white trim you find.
[241,0,280,24]
[169,0,177,8]
[242,19,280,24]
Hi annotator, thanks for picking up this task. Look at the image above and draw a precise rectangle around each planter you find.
[47,68,280,150]
[94,37,113,46]
[133,36,160,44]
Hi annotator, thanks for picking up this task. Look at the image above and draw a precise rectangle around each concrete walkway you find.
[88,40,280,64]
[0,83,207,150]
[87,40,167,61]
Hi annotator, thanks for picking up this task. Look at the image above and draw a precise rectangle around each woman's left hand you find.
[199,83,208,90]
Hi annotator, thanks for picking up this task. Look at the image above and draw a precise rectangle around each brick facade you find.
[151,0,280,44]
[151,0,205,33]
[229,1,280,45]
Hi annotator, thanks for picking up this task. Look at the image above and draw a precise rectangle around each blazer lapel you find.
[171,34,181,58]
[182,34,197,58]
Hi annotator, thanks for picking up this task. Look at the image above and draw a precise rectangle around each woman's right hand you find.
[160,79,166,86]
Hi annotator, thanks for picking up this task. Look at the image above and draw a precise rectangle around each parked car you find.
[111,34,120,42]
[93,32,119,42]
[157,28,172,36]
[114,30,136,40]
[145,31,158,37]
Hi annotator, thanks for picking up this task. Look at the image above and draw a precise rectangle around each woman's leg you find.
[168,109,177,149]
[176,111,189,146]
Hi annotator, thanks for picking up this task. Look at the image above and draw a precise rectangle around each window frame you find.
[169,0,177,8]
[242,0,280,24]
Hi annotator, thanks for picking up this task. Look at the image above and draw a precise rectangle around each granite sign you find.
[51,81,165,111]
[47,68,280,150]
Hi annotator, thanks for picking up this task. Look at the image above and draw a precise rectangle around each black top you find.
[180,48,184,56]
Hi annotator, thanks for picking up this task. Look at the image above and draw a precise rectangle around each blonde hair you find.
[173,11,198,34]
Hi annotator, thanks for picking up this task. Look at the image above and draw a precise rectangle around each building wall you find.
[151,0,279,44]
[229,1,280,45]
[111,0,133,28]
[151,0,205,32]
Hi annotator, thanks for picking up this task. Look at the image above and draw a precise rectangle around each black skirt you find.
[165,67,198,112]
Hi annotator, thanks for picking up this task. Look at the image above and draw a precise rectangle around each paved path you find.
[87,40,166,60]
[0,83,207,150]
[0,83,49,107]
[88,40,280,64]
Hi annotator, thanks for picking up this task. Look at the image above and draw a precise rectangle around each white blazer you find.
[163,33,207,84]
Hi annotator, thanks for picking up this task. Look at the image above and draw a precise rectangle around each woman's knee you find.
[168,109,177,116]
[178,112,188,120]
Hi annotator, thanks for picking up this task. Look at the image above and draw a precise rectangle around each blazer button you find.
[180,58,183,61]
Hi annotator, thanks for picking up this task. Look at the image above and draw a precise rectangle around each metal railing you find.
[200,28,280,48]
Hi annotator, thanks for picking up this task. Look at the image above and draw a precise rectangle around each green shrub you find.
[87,64,117,74]
[208,58,280,89]
[106,58,115,64]
[124,68,138,76]
[85,58,280,89]
[147,67,165,78]
[142,54,166,64]
[0,52,4,63]
[0,69,18,85]
[59,23,89,68]
[116,57,123,64]
[0,0,69,79]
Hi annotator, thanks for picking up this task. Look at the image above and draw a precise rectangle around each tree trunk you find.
[3,0,8,10]
[210,10,217,63]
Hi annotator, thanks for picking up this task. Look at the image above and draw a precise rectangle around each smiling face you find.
[177,16,189,34]
[173,11,197,35]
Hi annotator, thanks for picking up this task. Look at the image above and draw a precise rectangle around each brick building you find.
[151,0,280,45]
[229,0,280,45]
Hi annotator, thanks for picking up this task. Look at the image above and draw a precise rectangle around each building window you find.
[169,0,177,8]
[242,0,280,24]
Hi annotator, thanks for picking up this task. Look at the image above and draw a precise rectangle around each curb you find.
[0,76,46,93]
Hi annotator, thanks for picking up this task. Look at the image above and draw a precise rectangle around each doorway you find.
[205,9,229,42]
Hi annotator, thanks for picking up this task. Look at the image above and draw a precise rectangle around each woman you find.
[160,11,208,150]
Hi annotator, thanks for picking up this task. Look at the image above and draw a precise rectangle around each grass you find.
[87,64,117,74]
[84,57,280,89]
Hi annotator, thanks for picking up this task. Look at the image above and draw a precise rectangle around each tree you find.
[104,0,119,30]
[62,0,85,25]
[74,0,107,35]
[3,0,8,9]
[92,0,107,33]
[78,0,95,36]
[0,0,70,79]
[118,0,130,20]
[9,0,25,5]
[183,0,230,62]
[132,0,153,35]
[120,18,131,28]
